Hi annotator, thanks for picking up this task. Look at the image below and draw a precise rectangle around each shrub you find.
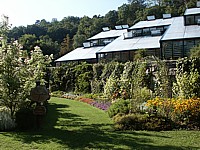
[113,113,147,130]
[145,116,174,131]
[74,62,93,94]
[51,91,65,98]
[0,107,16,131]
[107,99,131,118]
[113,113,174,131]
[146,97,200,129]
[104,76,120,99]
[15,107,36,130]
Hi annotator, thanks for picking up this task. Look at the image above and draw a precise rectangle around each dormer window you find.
[83,42,90,48]
[184,8,200,25]
[123,31,133,39]
[185,16,195,25]
[151,30,161,36]
[198,19,200,25]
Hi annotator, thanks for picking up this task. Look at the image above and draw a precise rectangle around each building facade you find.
[55,7,200,64]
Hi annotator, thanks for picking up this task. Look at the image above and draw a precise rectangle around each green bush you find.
[51,91,65,98]
[74,62,93,94]
[145,116,174,131]
[113,113,148,130]
[15,107,36,130]
[107,99,131,118]
[0,107,16,131]
[113,113,174,131]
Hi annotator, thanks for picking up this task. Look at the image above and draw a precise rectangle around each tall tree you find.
[73,16,93,48]
[0,17,51,117]
[59,34,73,56]
[19,34,37,53]
[105,10,118,28]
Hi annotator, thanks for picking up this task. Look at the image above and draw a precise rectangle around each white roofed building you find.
[55,26,128,65]
[55,6,200,64]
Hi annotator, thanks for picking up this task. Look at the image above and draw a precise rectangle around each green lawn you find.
[0,97,200,150]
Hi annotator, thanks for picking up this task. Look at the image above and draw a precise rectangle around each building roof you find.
[55,46,104,62]
[129,18,174,30]
[184,7,200,16]
[161,16,200,41]
[97,35,161,53]
[87,29,127,40]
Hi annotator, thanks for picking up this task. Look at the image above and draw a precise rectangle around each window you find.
[195,15,200,24]
[129,51,135,61]
[143,28,150,36]
[135,29,142,36]
[184,40,195,56]
[163,41,173,59]
[186,16,195,25]
[120,51,130,62]
[146,49,160,58]
[173,40,183,58]
[112,52,120,61]
[104,53,113,61]
[195,39,200,45]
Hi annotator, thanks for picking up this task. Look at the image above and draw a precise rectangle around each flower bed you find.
[77,97,111,111]
[146,97,200,130]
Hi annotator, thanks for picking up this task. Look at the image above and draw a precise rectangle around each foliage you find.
[173,68,200,98]
[146,97,200,129]
[133,49,147,61]
[190,44,200,58]
[101,61,116,82]
[91,79,104,94]
[18,34,37,53]
[51,91,65,98]
[74,62,93,94]
[173,58,200,98]
[107,99,131,118]
[0,107,16,131]
[50,63,76,92]
[104,76,120,99]
[154,58,171,98]
[0,38,27,117]
[59,34,73,56]
[15,107,36,130]
[113,113,147,130]
[0,21,52,117]
[113,113,173,131]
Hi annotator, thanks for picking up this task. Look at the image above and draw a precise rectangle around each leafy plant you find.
[0,18,52,117]
[173,58,200,98]
[74,62,93,94]
[15,107,36,130]
[107,99,131,118]
[0,107,16,131]
[113,113,148,130]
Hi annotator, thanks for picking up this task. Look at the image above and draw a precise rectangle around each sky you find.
[0,0,127,27]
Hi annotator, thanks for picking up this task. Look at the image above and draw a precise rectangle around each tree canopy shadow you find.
[7,100,199,150]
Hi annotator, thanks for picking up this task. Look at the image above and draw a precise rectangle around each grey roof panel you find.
[184,8,200,16]
[88,29,127,40]
[161,16,200,41]
[97,35,161,53]
[129,18,174,30]
[184,25,200,38]
[55,46,104,62]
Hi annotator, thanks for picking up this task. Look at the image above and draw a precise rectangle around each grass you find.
[0,97,200,149]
